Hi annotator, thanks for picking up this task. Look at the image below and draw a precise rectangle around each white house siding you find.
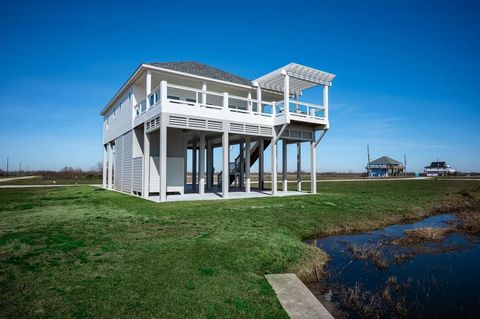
[114,130,133,193]
[149,156,160,193]
[147,129,185,194]
[103,91,133,144]
[122,131,133,193]
[114,136,123,191]
[132,157,143,193]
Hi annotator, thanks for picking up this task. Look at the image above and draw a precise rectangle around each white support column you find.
[294,93,299,113]
[247,92,252,113]
[107,142,113,189]
[271,138,277,195]
[146,70,152,108]
[102,144,107,188]
[143,130,150,197]
[282,140,288,192]
[223,92,229,113]
[245,137,251,193]
[206,140,213,190]
[199,132,205,195]
[184,134,188,190]
[283,74,290,117]
[192,142,197,190]
[159,119,167,202]
[256,86,262,113]
[239,142,244,190]
[323,85,329,121]
[259,139,264,190]
[202,82,207,106]
[297,142,302,192]
[310,138,317,194]
[160,80,168,105]
[222,132,229,198]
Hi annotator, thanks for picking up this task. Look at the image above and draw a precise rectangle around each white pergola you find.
[253,63,336,195]
[253,62,335,95]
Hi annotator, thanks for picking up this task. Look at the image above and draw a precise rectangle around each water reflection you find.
[306,214,480,319]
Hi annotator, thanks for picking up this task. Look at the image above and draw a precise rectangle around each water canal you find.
[305,214,480,318]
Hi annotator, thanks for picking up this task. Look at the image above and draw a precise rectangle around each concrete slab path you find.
[0,176,38,183]
[265,273,334,319]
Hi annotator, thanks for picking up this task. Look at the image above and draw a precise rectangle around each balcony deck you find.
[133,83,328,129]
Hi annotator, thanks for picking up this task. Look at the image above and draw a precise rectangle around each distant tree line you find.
[0,161,103,180]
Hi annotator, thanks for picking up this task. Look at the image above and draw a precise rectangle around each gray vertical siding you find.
[114,137,123,191]
[103,91,133,144]
[122,131,133,193]
[132,157,143,192]
[114,130,133,193]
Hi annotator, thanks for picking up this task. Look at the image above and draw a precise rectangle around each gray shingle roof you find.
[425,161,447,168]
[369,156,403,165]
[146,61,252,86]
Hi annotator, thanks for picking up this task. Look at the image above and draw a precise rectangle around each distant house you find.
[367,156,404,177]
[424,161,455,176]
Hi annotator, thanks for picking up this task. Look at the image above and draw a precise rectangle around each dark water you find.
[305,214,480,319]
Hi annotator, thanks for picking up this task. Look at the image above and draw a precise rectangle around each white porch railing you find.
[133,82,327,123]
[275,100,326,120]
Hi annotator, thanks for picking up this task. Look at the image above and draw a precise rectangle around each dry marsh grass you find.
[457,211,480,234]
[405,227,452,241]
[348,243,388,269]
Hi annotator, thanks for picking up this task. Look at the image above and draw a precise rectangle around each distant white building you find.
[100,62,335,202]
[424,161,455,176]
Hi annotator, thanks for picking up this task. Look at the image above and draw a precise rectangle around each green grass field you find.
[1,180,479,318]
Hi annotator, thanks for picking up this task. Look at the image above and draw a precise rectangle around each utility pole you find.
[367,144,371,178]
[19,161,21,176]
[404,154,407,176]
[6,157,8,177]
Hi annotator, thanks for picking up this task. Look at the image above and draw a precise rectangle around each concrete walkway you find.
[0,176,38,183]
[150,190,311,202]
[266,273,334,319]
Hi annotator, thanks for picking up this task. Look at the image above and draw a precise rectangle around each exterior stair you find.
[218,140,271,187]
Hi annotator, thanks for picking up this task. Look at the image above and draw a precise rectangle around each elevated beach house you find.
[367,156,405,177]
[424,161,455,177]
[101,62,335,202]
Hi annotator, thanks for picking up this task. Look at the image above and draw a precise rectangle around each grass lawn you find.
[1,180,479,318]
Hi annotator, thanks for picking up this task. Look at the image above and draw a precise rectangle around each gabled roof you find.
[425,161,448,168]
[369,156,403,166]
[146,61,252,86]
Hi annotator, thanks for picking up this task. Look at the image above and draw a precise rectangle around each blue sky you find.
[0,0,479,173]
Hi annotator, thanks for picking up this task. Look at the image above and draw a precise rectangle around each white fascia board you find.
[253,68,284,84]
